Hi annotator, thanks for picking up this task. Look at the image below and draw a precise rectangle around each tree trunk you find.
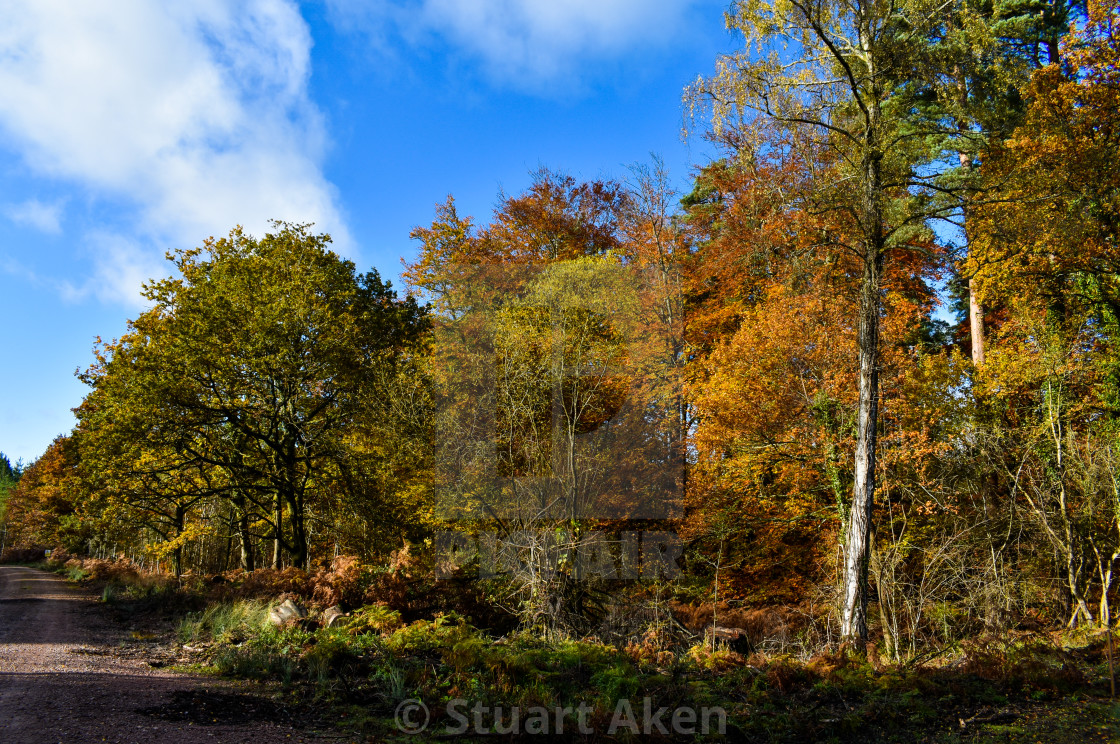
[1067,562,1094,628]
[969,277,985,366]
[236,494,254,572]
[841,242,883,641]
[173,504,185,578]
[272,492,283,570]
[956,91,985,368]
[841,130,885,642]
[287,491,308,570]
[1099,559,1115,629]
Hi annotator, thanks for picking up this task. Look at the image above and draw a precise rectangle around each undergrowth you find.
[168,603,1120,742]
[31,551,1120,742]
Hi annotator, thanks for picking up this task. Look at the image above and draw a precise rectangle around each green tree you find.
[0,452,23,548]
[79,222,428,569]
[914,0,1077,364]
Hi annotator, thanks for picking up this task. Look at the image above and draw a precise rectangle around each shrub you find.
[687,641,747,672]
[310,555,369,608]
[214,645,296,683]
[0,547,46,563]
[347,604,403,635]
[304,635,363,686]
[956,634,1086,690]
[222,567,311,601]
[62,557,140,583]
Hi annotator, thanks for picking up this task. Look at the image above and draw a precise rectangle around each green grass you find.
[178,600,272,644]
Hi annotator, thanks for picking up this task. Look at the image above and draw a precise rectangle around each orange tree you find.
[682,146,959,613]
[0,436,86,553]
[406,170,691,631]
[965,0,1120,627]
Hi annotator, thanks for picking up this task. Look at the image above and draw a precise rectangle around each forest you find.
[4,0,1120,735]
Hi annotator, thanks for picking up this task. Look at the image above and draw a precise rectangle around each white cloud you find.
[327,0,700,85]
[0,0,348,300]
[61,233,169,307]
[2,232,160,307]
[4,198,64,233]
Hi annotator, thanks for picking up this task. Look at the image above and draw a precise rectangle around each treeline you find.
[0,452,22,550]
[5,0,1120,654]
[3,226,431,575]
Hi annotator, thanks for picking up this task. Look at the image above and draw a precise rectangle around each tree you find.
[954,0,1120,626]
[407,171,686,633]
[687,0,965,640]
[915,0,1076,365]
[0,452,21,529]
[1,437,84,552]
[78,222,428,569]
[969,0,1120,327]
[682,145,957,621]
[75,372,227,576]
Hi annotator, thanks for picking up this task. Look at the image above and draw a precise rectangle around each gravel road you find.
[0,565,319,743]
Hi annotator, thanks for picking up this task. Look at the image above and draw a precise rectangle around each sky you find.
[0,0,735,465]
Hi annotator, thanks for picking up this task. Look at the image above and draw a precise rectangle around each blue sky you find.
[0,0,733,465]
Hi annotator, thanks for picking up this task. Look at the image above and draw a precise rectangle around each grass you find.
[178,600,272,644]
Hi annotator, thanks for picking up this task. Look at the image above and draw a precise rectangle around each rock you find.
[708,626,754,654]
[268,599,308,626]
[323,605,348,628]
[709,625,746,641]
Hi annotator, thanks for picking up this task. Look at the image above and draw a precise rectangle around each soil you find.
[0,565,321,743]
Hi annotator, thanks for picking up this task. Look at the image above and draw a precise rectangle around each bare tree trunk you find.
[840,20,888,644]
[1066,567,1094,628]
[236,493,254,572]
[969,277,985,366]
[1099,556,1115,629]
[173,504,185,578]
[288,491,308,570]
[842,174,882,640]
[272,492,283,570]
[957,111,985,368]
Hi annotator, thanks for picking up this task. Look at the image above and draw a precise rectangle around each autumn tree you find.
[964,0,1120,627]
[620,159,693,505]
[78,222,428,570]
[681,136,958,634]
[75,362,229,576]
[969,0,1120,323]
[686,0,978,640]
[407,170,685,632]
[0,437,85,552]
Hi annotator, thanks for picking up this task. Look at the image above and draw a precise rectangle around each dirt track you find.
[0,565,318,743]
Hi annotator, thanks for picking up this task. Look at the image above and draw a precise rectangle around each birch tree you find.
[686,0,964,640]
